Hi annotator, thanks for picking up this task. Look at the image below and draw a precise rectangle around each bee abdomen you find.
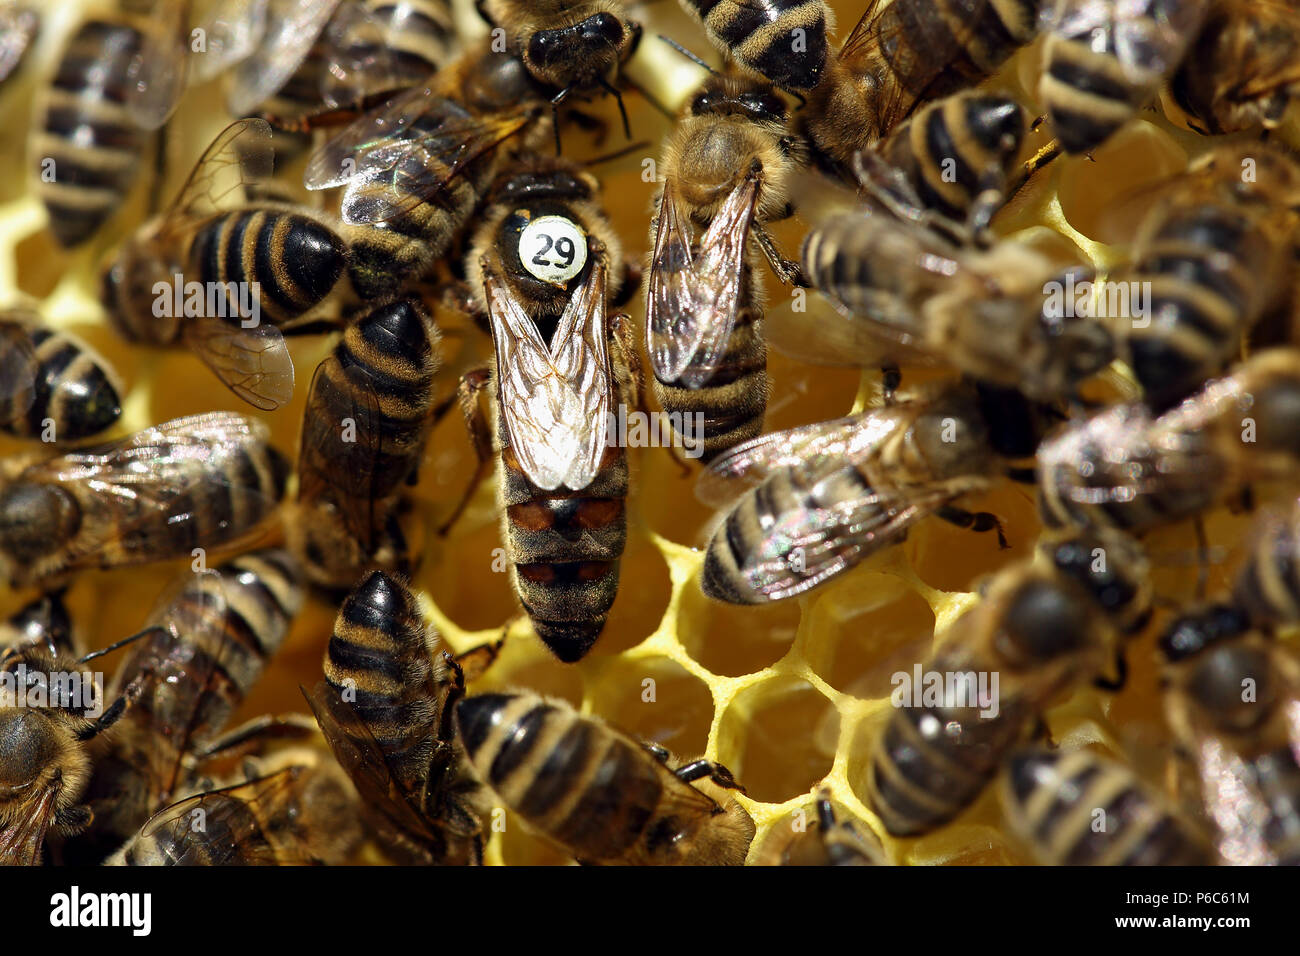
[324,571,438,785]
[363,1,456,79]
[190,209,347,327]
[0,324,122,440]
[868,696,1025,836]
[684,0,828,92]
[456,693,664,861]
[652,310,768,462]
[35,20,147,247]
[1234,522,1300,626]
[1003,748,1211,865]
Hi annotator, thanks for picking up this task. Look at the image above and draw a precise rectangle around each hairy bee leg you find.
[674,758,744,793]
[455,638,505,683]
[196,713,319,760]
[936,505,1009,549]
[438,366,494,537]
[53,803,92,834]
[753,223,808,287]
[643,741,672,764]
[1003,138,1062,207]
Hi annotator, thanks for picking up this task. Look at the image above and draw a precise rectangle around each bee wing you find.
[304,85,531,223]
[488,259,613,492]
[23,412,283,568]
[191,0,269,81]
[316,0,402,109]
[296,350,383,548]
[160,118,276,234]
[124,1,192,130]
[766,289,940,369]
[647,176,757,389]
[181,314,295,411]
[0,784,57,865]
[0,315,37,426]
[614,762,739,866]
[729,472,989,602]
[0,4,37,86]
[1194,735,1278,866]
[302,680,440,848]
[227,0,341,115]
[135,768,313,865]
[696,405,910,507]
[1046,0,1206,84]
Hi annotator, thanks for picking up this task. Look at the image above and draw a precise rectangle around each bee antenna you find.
[78,625,165,664]
[598,75,633,140]
[581,139,653,167]
[656,35,719,75]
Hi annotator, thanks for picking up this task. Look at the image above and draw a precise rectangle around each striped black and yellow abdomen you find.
[0,320,122,441]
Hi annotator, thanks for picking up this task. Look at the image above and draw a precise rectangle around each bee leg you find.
[195,713,318,761]
[753,224,808,287]
[53,804,92,835]
[1001,139,1062,212]
[674,758,745,794]
[882,363,901,405]
[642,741,672,764]
[936,505,1008,549]
[439,366,494,537]
[1028,717,1057,748]
[1091,650,1128,692]
[455,637,505,684]
[815,789,838,830]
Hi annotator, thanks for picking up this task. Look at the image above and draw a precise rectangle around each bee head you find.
[525,12,635,89]
[689,76,787,126]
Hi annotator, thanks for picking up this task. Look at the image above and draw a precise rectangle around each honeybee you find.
[1170,0,1300,135]
[0,412,288,590]
[1037,348,1300,536]
[678,0,830,93]
[228,0,455,124]
[286,296,441,591]
[0,309,122,442]
[478,0,640,121]
[1234,497,1300,629]
[1159,606,1300,865]
[0,3,38,91]
[1113,142,1300,413]
[0,591,75,657]
[647,70,804,462]
[303,42,551,299]
[802,0,1041,173]
[305,571,484,865]
[697,380,1050,605]
[1000,746,1213,865]
[453,234,636,662]
[801,199,1113,404]
[109,744,363,865]
[866,527,1152,836]
[0,642,140,864]
[69,548,303,860]
[753,790,886,865]
[1040,0,1209,154]
[455,691,756,865]
[102,118,348,410]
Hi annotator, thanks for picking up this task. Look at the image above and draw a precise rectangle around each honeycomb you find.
[1,0,1291,866]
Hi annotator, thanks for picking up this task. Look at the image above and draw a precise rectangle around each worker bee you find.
[698,380,1051,605]
[478,0,640,125]
[801,199,1113,404]
[0,3,38,91]
[101,118,348,410]
[647,70,805,462]
[866,527,1152,836]
[0,309,122,443]
[1040,0,1209,154]
[1170,0,1300,135]
[1037,348,1300,536]
[0,591,75,657]
[0,642,140,864]
[1159,605,1300,865]
[305,571,484,865]
[1233,497,1300,629]
[70,548,303,860]
[228,0,456,132]
[1000,746,1213,865]
[802,0,1041,173]
[286,296,442,592]
[1112,142,1300,413]
[0,412,288,590]
[455,691,756,865]
[303,42,551,299]
[110,744,363,866]
[752,789,886,865]
[452,234,636,662]
[678,0,830,93]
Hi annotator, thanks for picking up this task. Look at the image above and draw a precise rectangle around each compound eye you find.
[740,91,783,119]
[581,12,624,45]
[527,30,560,67]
